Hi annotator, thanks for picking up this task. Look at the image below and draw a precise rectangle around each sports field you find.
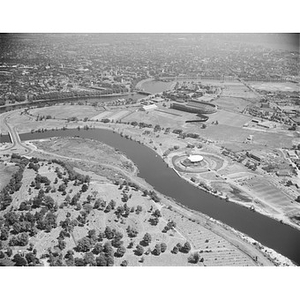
[245,178,293,211]
[208,110,252,127]
[213,97,251,112]
[29,104,99,120]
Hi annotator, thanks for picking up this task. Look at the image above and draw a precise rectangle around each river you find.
[18,128,300,265]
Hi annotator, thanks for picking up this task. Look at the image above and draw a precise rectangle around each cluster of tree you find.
[12,250,40,266]
[0,246,40,266]
[31,173,51,189]
[0,155,29,210]
[188,252,204,264]
[0,211,40,240]
[74,232,119,266]
[154,124,162,132]
[162,220,176,233]
[152,242,167,256]
[138,122,153,129]
[50,159,90,184]
[115,203,131,219]
[28,161,40,172]
[36,211,57,232]
[149,209,161,226]
[126,225,138,238]
[9,232,29,246]
[171,241,191,254]
[59,214,78,235]
[142,190,160,203]
[102,199,116,213]
[172,129,183,134]
[185,132,200,139]
[93,198,106,210]
[141,233,151,246]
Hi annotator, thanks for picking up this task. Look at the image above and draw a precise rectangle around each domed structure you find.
[187,154,203,163]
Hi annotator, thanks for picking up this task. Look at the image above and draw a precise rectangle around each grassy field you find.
[122,110,187,129]
[208,110,252,127]
[194,124,294,148]
[0,162,19,190]
[213,97,251,112]
[244,178,293,210]
[248,81,299,92]
[29,104,100,120]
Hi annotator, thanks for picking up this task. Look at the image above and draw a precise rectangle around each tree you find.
[120,260,128,267]
[172,246,179,254]
[93,243,103,255]
[188,252,200,264]
[88,229,97,243]
[81,184,88,193]
[109,200,116,210]
[152,209,161,218]
[136,205,143,214]
[104,204,112,213]
[153,243,161,256]
[0,227,9,240]
[135,244,144,256]
[58,183,67,192]
[58,239,66,250]
[106,254,114,267]
[13,254,27,266]
[103,241,114,257]
[105,226,114,240]
[76,237,93,252]
[18,232,29,246]
[96,253,107,266]
[142,233,152,246]
[84,252,96,266]
[25,252,39,266]
[160,242,167,253]
[98,231,105,242]
[74,258,85,266]
[115,246,126,257]
[181,241,191,253]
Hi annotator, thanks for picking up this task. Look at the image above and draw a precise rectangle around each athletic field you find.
[208,110,252,127]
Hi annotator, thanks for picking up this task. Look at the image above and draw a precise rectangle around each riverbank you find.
[1,108,299,265]
[24,136,288,266]
[1,110,299,235]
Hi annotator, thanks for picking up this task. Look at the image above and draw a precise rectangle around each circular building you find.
[187,154,203,163]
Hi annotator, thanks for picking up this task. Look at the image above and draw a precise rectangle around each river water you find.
[18,128,300,265]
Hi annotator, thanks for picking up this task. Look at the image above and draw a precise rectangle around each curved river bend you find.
[19,128,300,265]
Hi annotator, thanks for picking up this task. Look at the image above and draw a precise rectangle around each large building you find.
[171,100,217,115]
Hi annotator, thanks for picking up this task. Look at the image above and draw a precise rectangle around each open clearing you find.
[243,178,294,212]
[213,97,251,112]
[29,104,100,120]
[195,124,294,148]
[248,81,299,92]
[0,162,19,190]
[208,110,252,127]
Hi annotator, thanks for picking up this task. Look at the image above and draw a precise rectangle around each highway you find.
[1,112,33,155]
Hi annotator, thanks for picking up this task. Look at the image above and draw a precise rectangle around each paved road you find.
[1,112,33,155]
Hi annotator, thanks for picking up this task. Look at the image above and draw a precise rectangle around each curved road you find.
[1,112,33,155]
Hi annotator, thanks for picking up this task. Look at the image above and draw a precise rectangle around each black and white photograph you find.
[0,1,299,299]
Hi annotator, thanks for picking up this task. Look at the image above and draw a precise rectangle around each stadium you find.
[171,100,217,115]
